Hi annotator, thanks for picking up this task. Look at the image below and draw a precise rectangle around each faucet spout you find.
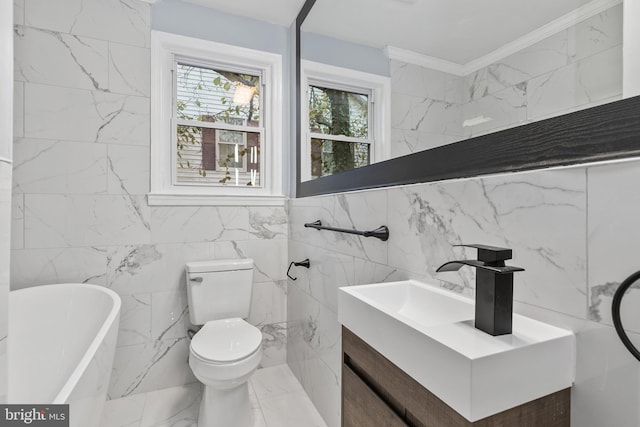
[436,259,524,274]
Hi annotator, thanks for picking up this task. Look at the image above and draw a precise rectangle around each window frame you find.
[300,60,391,182]
[150,31,284,206]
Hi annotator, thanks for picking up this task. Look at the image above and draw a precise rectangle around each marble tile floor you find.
[100,364,328,427]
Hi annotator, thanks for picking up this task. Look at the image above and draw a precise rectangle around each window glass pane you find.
[310,138,370,179]
[218,130,244,144]
[308,86,368,138]
[176,125,261,187]
[218,143,244,169]
[176,63,260,127]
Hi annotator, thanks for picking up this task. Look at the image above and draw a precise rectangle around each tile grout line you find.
[136,391,149,427]
[584,167,590,317]
[249,380,270,427]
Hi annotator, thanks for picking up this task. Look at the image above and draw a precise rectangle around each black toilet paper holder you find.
[287,259,310,280]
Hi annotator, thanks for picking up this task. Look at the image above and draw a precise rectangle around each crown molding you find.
[387,0,622,76]
[462,0,622,74]
[385,46,466,76]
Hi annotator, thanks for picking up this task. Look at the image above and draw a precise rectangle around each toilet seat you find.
[191,318,262,363]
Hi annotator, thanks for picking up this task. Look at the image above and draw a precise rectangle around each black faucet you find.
[436,244,524,336]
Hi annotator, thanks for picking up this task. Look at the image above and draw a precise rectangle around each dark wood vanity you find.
[342,327,570,427]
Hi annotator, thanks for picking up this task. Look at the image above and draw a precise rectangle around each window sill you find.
[147,193,286,207]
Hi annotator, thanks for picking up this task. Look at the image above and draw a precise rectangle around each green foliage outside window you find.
[308,85,369,177]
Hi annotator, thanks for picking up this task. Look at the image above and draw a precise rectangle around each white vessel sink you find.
[338,280,575,422]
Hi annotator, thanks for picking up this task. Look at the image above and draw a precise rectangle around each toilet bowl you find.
[189,318,263,427]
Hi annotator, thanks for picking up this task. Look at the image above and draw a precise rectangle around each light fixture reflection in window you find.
[233,85,256,105]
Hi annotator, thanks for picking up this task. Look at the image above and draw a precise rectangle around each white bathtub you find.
[8,284,120,427]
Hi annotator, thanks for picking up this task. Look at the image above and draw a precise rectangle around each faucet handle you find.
[454,244,513,264]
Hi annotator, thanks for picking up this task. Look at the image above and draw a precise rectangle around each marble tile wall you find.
[1,0,14,404]
[11,0,288,400]
[468,4,623,135]
[0,161,11,403]
[288,159,640,427]
[390,4,623,156]
[390,62,463,157]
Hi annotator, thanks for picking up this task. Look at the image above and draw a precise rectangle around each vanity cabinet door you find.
[343,364,408,427]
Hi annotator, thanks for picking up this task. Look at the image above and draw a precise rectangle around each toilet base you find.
[198,382,253,427]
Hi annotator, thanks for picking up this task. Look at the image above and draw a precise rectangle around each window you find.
[301,60,390,181]
[309,85,371,178]
[150,31,284,206]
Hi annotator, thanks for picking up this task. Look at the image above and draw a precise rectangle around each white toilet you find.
[185,259,262,427]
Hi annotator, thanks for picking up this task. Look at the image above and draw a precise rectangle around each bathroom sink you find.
[338,280,575,422]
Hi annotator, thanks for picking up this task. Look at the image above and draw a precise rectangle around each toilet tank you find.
[185,259,254,325]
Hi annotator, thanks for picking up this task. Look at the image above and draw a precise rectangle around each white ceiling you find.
[183,0,598,64]
[183,0,307,26]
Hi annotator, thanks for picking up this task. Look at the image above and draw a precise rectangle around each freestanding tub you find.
[8,284,120,427]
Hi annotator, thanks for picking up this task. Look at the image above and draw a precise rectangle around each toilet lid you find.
[191,318,262,363]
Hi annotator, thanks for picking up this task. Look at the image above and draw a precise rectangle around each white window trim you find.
[149,31,284,206]
[300,60,391,182]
